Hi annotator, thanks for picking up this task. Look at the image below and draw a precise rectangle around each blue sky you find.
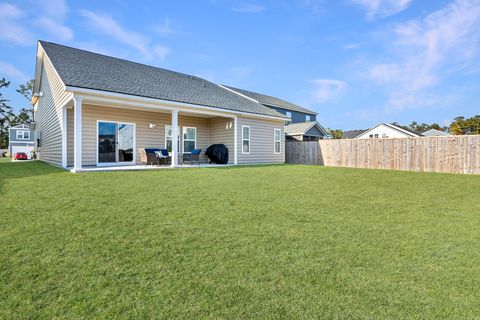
[1,0,480,129]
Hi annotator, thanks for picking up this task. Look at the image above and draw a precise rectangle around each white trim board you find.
[65,86,289,121]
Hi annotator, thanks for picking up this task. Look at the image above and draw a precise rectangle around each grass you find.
[1,160,479,319]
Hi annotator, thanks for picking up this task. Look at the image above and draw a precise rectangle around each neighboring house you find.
[32,41,289,172]
[284,122,328,141]
[355,123,421,139]
[224,85,328,140]
[9,124,35,158]
[342,130,366,139]
[421,128,451,136]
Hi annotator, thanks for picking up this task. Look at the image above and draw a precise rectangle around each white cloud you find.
[0,2,23,18]
[32,0,74,41]
[36,17,74,41]
[343,43,360,50]
[351,0,412,19]
[0,2,33,45]
[366,0,480,110]
[39,0,68,20]
[154,18,175,36]
[0,62,29,82]
[310,79,347,103]
[368,63,401,84]
[79,10,170,61]
[232,3,265,13]
[152,45,171,61]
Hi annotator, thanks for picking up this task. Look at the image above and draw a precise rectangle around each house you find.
[224,85,328,140]
[8,124,35,158]
[32,41,289,172]
[284,122,328,141]
[342,129,366,139]
[354,123,421,139]
[421,128,450,136]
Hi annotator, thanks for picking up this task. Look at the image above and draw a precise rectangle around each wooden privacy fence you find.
[285,136,480,174]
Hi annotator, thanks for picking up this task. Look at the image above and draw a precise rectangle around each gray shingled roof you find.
[284,121,327,136]
[39,41,285,118]
[342,130,366,139]
[224,85,317,115]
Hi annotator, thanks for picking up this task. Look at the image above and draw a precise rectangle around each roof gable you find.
[39,41,285,118]
[284,121,327,136]
[359,123,421,138]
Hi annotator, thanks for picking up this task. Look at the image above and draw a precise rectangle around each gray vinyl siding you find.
[305,126,324,137]
[208,117,234,163]
[9,128,35,142]
[237,116,285,164]
[268,106,316,123]
[34,55,72,166]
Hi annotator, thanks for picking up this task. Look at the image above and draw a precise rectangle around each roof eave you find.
[65,85,289,121]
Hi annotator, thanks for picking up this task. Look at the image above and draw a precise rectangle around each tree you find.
[449,115,480,135]
[0,78,13,148]
[330,129,344,139]
[13,79,34,124]
[17,79,34,100]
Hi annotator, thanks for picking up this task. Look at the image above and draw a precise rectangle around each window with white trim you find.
[274,129,281,154]
[16,130,30,140]
[165,125,180,153]
[242,126,250,154]
[305,115,311,122]
[183,127,197,153]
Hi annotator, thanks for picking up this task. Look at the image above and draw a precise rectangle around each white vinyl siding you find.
[34,53,73,166]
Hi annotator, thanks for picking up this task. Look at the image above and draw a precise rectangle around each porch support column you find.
[171,109,179,167]
[233,116,238,165]
[61,105,68,168]
[73,96,83,172]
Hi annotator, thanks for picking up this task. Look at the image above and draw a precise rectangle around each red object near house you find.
[14,152,28,160]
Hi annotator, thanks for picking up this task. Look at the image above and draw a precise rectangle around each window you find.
[16,130,30,140]
[374,134,379,138]
[183,127,197,153]
[242,126,250,154]
[305,115,311,122]
[285,111,292,125]
[274,129,281,154]
[165,125,180,153]
[369,134,374,138]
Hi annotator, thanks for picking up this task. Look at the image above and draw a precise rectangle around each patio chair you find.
[139,148,160,165]
[156,149,171,166]
[183,149,202,165]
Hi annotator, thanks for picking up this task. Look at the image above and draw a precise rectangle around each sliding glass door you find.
[98,121,135,164]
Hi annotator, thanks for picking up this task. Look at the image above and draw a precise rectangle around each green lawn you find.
[1,160,479,319]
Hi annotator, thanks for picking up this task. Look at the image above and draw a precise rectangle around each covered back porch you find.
[64,94,238,172]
